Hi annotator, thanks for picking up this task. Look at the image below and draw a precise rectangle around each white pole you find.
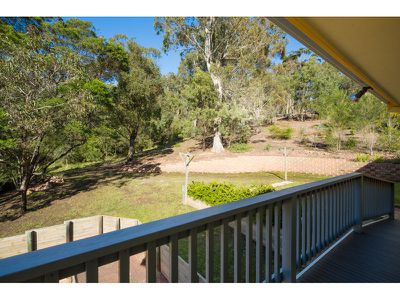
[180,152,194,205]
[184,157,189,204]
[284,146,288,181]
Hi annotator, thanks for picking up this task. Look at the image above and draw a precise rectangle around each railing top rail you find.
[362,174,395,184]
[0,172,365,282]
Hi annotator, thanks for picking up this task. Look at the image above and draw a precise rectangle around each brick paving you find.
[161,155,400,181]
[66,252,167,283]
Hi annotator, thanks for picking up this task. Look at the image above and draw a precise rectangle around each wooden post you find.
[98,215,103,235]
[282,197,297,283]
[64,221,74,282]
[115,218,121,230]
[26,230,37,252]
[64,221,74,242]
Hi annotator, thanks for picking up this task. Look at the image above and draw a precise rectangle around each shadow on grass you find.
[0,148,174,222]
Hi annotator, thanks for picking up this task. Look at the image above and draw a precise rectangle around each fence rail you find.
[0,173,394,283]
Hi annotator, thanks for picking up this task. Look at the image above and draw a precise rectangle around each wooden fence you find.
[0,215,140,259]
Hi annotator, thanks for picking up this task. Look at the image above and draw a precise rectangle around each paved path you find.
[69,252,167,283]
[160,155,365,176]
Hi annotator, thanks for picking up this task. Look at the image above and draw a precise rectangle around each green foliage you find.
[268,125,293,140]
[263,144,272,151]
[0,18,106,208]
[228,143,253,153]
[355,153,382,162]
[344,137,358,150]
[181,69,219,149]
[378,126,400,152]
[188,181,275,206]
[355,153,371,162]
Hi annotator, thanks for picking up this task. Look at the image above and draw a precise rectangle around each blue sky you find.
[76,17,305,75]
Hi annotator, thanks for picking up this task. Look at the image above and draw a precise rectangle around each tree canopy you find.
[0,17,398,214]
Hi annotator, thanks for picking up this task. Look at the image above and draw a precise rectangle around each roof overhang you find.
[269,17,400,112]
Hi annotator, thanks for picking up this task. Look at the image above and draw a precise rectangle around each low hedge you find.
[268,125,293,140]
[187,181,275,206]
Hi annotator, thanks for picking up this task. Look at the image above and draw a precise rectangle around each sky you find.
[76,17,306,75]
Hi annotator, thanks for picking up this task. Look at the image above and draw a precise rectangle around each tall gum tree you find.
[155,17,286,152]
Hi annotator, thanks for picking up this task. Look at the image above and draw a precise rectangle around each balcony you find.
[0,173,395,283]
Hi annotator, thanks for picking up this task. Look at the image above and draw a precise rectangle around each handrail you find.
[0,172,394,283]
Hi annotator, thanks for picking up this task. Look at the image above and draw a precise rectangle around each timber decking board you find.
[298,219,400,283]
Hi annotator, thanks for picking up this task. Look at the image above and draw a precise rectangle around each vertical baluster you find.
[169,234,179,283]
[339,183,343,234]
[282,197,297,283]
[206,223,214,283]
[220,219,228,283]
[86,259,99,283]
[367,179,371,219]
[343,181,347,229]
[188,228,199,283]
[379,181,382,215]
[344,182,347,229]
[349,180,352,226]
[119,249,130,283]
[321,188,325,247]
[274,202,282,282]
[331,186,336,239]
[346,181,349,229]
[347,181,351,228]
[316,190,321,253]
[372,180,376,217]
[328,188,332,243]
[324,188,329,245]
[376,180,378,216]
[311,192,316,257]
[301,197,306,265]
[350,180,354,226]
[255,207,264,283]
[246,210,254,283]
[296,198,301,268]
[306,193,311,261]
[234,214,242,283]
[265,205,273,283]
[334,184,339,238]
[146,241,157,283]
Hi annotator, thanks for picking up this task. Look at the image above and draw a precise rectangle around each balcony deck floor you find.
[298,219,400,283]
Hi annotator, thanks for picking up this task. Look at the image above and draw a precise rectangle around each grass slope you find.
[0,168,326,238]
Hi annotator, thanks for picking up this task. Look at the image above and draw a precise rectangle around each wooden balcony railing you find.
[0,173,394,283]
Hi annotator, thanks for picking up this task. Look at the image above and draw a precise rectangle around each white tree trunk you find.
[211,131,224,153]
[204,17,225,152]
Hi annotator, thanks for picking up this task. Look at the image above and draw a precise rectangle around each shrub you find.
[355,153,370,162]
[188,181,275,206]
[268,125,293,140]
[299,127,307,143]
[344,137,357,150]
[228,143,252,153]
[355,153,382,162]
[263,144,272,151]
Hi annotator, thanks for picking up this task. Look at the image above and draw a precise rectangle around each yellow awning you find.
[269,17,400,112]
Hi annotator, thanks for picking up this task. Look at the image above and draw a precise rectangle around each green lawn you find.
[0,166,326,238]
